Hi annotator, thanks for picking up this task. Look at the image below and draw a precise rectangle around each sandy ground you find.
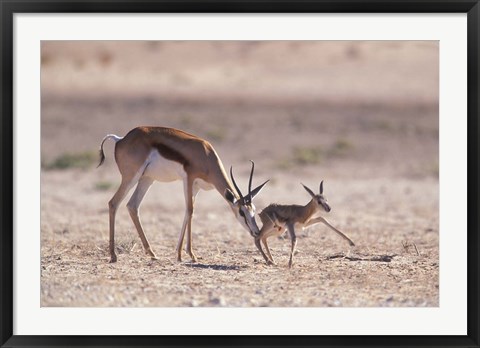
[40,41,439,307]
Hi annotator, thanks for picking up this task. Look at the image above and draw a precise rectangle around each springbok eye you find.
[239,210,245,217]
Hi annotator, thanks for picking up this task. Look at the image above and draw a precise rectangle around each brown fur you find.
[259,201,317,226]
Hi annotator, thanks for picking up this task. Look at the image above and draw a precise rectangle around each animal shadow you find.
[183,263,247,271]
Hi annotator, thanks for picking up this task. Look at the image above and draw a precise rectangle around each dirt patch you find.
[41,41,439,307]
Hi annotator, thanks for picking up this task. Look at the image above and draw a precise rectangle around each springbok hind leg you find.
[108,176,138,263]
[126,176,157,260]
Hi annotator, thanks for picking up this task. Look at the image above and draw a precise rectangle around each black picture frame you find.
[1,1,479,347]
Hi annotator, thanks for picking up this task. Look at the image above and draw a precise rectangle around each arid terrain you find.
[41,41,439,307]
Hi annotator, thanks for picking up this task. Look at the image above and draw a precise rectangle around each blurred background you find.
[41,41,438,180]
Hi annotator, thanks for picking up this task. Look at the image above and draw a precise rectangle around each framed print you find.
[1,1,479,347]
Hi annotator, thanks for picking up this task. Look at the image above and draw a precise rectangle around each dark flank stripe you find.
[153,142,190,168]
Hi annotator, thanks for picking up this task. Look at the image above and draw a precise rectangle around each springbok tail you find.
[97,134,123,168]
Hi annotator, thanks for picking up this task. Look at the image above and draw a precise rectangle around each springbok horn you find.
[248,160,254,198]
[250,180,269,201]
[319,180,324,194]
[230,166,243,199]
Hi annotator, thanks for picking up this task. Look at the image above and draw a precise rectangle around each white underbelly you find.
[142,150,215,191]
[143,150,186,182]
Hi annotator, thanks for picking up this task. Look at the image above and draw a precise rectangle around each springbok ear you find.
[319,180,324,194]
[224,188,237,204]
[301,183,316,198]
[249,180,269,200]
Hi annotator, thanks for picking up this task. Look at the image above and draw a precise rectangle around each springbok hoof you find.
[146,249,158,260]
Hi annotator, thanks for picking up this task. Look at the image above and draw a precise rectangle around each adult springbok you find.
[255,181,355,267]
[98,126,268,263]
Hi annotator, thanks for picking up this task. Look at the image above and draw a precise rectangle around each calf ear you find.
[301,183,316,198]
[224,188,237,204]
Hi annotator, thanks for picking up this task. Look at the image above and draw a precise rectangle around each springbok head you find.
[301,181,331,213]
[225,161,269,237]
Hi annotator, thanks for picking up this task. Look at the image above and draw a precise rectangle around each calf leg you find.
[286,223,297,268]
[255,222,276,265]
[307,216,355,246]
[262,237,276,265]
[255,237,273,264]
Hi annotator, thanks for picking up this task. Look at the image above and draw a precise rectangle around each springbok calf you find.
[255,181,355,267]
[98,126,268,263]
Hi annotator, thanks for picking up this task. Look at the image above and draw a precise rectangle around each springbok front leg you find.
[286,222,297,268]
[185,181,200,262]
[176,177,199,262]
[307,216,355,246]
[126,175,158,260]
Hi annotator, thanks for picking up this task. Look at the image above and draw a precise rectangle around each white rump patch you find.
[105,134,123,142]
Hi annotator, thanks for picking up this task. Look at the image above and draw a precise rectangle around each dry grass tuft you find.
[45,151,97,170]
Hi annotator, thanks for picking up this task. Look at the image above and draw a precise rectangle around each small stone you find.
[210,296,226,306]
